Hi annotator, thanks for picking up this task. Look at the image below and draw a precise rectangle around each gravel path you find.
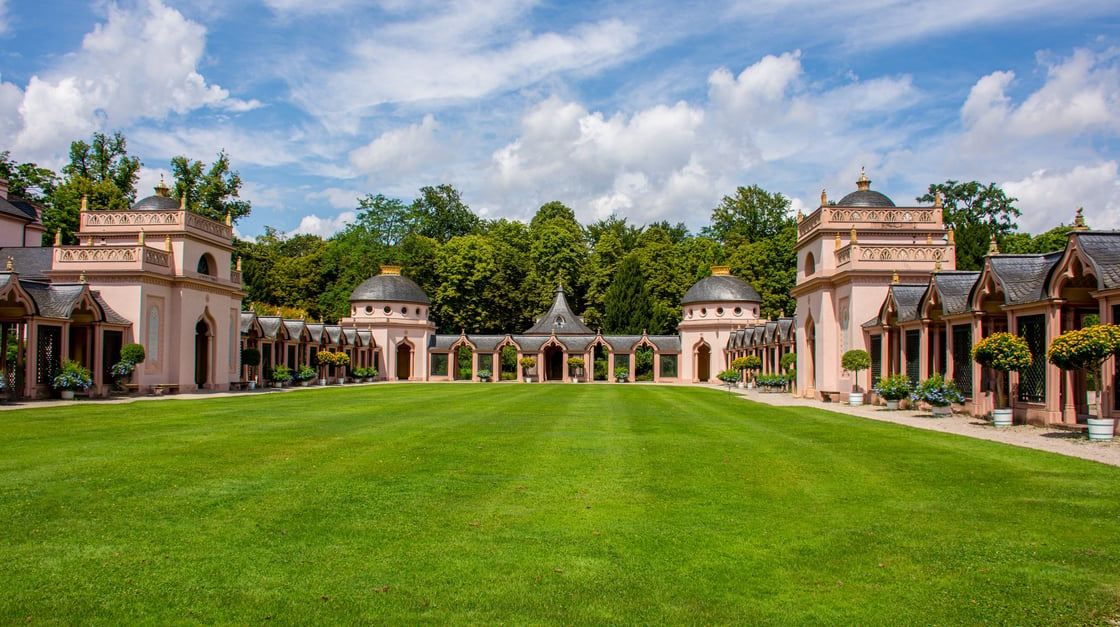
[733,387,1120,468]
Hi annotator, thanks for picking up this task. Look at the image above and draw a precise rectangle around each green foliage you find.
[634,347,654,381]
[603,253,652,334]
[972,332,1033,372]
[613,366,629,380]
[296,365,317,381]
[411,184,480,243]
[1047,324,1120,372]
[240,347,261,368]
[52,360,92,391]
[170,150,251,224]
[728,222,797,319]
[41,131,140,244]
[120,343,146,365]
[704,184,792,247]
[780,352,797,372]
[717,368,740,384]
[841,350,871,373]
[873,374,912,401]
[270,365,292,383]
[910,373,965,407]
[594,357,609,380]
[756,373,787,389]
[566,357,585,369]
[519,356,536,371]
[477,369,492,380]
[0,151,58,204]
[918,180,1020,271]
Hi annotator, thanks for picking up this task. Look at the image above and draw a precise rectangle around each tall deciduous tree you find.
[411,184,479,243]
[703,185,791,247]
[0,151,58,203]
[46,131,141,244]
[170,150,251,224]
[603,253,653,335]
[354,193,413,247]
[918,181,1020,271]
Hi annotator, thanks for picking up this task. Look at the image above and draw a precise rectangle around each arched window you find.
[197,254,216,276]
[804,252,816,276]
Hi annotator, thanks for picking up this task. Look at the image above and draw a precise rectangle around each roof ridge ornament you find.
[988,234,1000,255]
[155,176,170,198]
[934,191,942,209]
[821,189,827,206]
[892,270,899,284]
[5,256,12,271]
[1073,207,1088,230]
[856,167,871,191]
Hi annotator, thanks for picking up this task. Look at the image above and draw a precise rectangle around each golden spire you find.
[712,265,731,276]
[380,265,402,276]
[236,256,242,272]
[821,189,827,206]
[54,229,61,246]
[796,209,803,222]
[165,235,171,251]
[5,256,12,271]
[138,229,145,245]
[850,226,857,244]
[835,232,842,250]
[155,176,170,198]
[892,270,899,284]
[80,195,88,212]
[988,234,1000,255]
[856,167,871,191]
[1073,207,1088,230]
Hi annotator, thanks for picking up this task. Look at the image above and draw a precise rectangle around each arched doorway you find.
[396,343,412,380]
[805,317,816,397]
[195,319,210,388]
[544,345,564,381]
[697,343,711,382]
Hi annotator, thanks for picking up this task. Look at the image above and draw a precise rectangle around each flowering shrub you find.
[477,369,492,380]
[270,365,292,383]
[910,373,964,407]
[295,365,317,381]
[1047,324,1120,372]
[614,367,629,380]
[972,332,1033,372]
[717,368,740,384]
[873,374,912,401]
[52,360,92,391]
[110,360,136,378]
[756,373,787,389]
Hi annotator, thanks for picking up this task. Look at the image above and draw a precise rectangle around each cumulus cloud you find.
[293,211,356,237]
[308,187,365,209]
[1003,163,1120,232]
[10,0,241,159]
[349,115,441,176]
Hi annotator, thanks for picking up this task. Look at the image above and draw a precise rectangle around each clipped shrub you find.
[120,343,146,365]
[873,374,911,402]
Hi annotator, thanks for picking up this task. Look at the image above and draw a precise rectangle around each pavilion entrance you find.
[396,344,412,380]
[544,346,564,381]
[195,319,210,388]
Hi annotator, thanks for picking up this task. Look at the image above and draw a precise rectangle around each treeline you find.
[2,131,1085,335]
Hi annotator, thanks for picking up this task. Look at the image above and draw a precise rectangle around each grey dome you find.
[350,274,429,304]
[132,194,180,211]
[682,274,761,304]
[837,189,895,207]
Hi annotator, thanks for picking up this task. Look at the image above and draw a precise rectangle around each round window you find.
[401,306,408,314]
[734,307,742,315]
[700,308,707,316]
[383,306,391,314]
[416,308,421,315]
[716,307,724,316]
[753,307,759,316]
[365,306,373,314]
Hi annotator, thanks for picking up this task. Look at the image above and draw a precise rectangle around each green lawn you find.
[2,384,1119,624]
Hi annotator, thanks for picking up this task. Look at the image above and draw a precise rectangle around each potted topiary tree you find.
[241,347,261,390]
[971,331,1033,427]
[110,342,146,392]
[841,349,872,406]
[519,356,536,383]
[1047,323,1120,441]
[567,357,585,383]
[780,352,797,393]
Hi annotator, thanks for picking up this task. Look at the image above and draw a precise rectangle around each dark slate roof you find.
[682,274,761,304]
[240,311,258,334]
[1072,231,1120,290]
[525,285,594,335]
[510,335,549,351]
[603,335,644,351]
[430,335,459,351]
[988,252,1063,304]
[283,320,307,340]
[92,292,129,325]
[889,285,928,322]
[305,323,325,343]
[751,326,765,344]
[257,316,284,339]
[862,315,882,329]
[560,335,598,351]
[0,247,52,280]
[764,321,779,342]
[466,335,507,351]
[342,328,358,345]
[1,197,41,223]
[836,189,895,207]
[357,330,373,347]
[648,335,681,352]
[133,194,180,211]
[0,272,11,291]
[777,318,794,341]
[350,274,429,304]
[20,281,85,319]
[325,326,342,344]
[931,271,981,315]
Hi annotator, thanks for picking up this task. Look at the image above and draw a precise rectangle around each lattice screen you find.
[952,324,972,397]
[905,330,920,385]
[1017,315,1046,403]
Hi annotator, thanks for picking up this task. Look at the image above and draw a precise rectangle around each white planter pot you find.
[885,400,900,410]
[571,377,578,383]
[248,381,256,390]
[525,377,533,383]
[992,408,1013,427]
[59,390,75,400]
[319,378,327,386]
[300,381,310,387]
[931,405,951,416]
[848,392,864,407]
[1087,417,1115,441]
[736,381,744,389]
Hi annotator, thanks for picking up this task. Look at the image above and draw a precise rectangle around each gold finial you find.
[712,265,731,276]
[164,235,171,251]
[934,191,942,209]
[934,260,942,272]
[54,229,61,246]
[796,209,803,222]
[236,256,242,271]
[225,211,232,226]
[835,232,842,250]
[138,229,145,245]
[926,233,932,244]
[80,195,88,212]
[380,265,402,276]
[947,227,955,243]
[892,270,899,284]
[1073,207,1088,230]
[155,176,170,198]
[988,234,1000,255]
[79,271,87,284]
[5,256,12,271]
[850,226,857,244]
[821,189,827,206]
[180,192,187,210]
[856,167,871,191]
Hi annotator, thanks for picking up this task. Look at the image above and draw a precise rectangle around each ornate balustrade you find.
[80,210,233,243]
[55,245,170,270]
[799,206,942,241]
[834,244,950,266]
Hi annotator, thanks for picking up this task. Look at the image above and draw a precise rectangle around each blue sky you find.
[2,0,1118,239]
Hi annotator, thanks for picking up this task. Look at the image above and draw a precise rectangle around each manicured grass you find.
[2,384,1119,624]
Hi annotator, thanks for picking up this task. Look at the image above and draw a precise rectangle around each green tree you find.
[411,184,480,243]
[703,185,791,247]
[354,193,414,247]
[729,222,797,319]
[0,151,58,203]
[170,150,251,224]
[918,181,1020,271]
[46,131,141,244]
[603,253,652,335]
[433,234,526,333]
[526,201,587,315]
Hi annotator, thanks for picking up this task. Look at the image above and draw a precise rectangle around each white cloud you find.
[308,187,365,209]
[10,0,240,159]
[293,211,356,237]
[349,115,441,176]
[1003,163,1120,232]
[131,125,301,169]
